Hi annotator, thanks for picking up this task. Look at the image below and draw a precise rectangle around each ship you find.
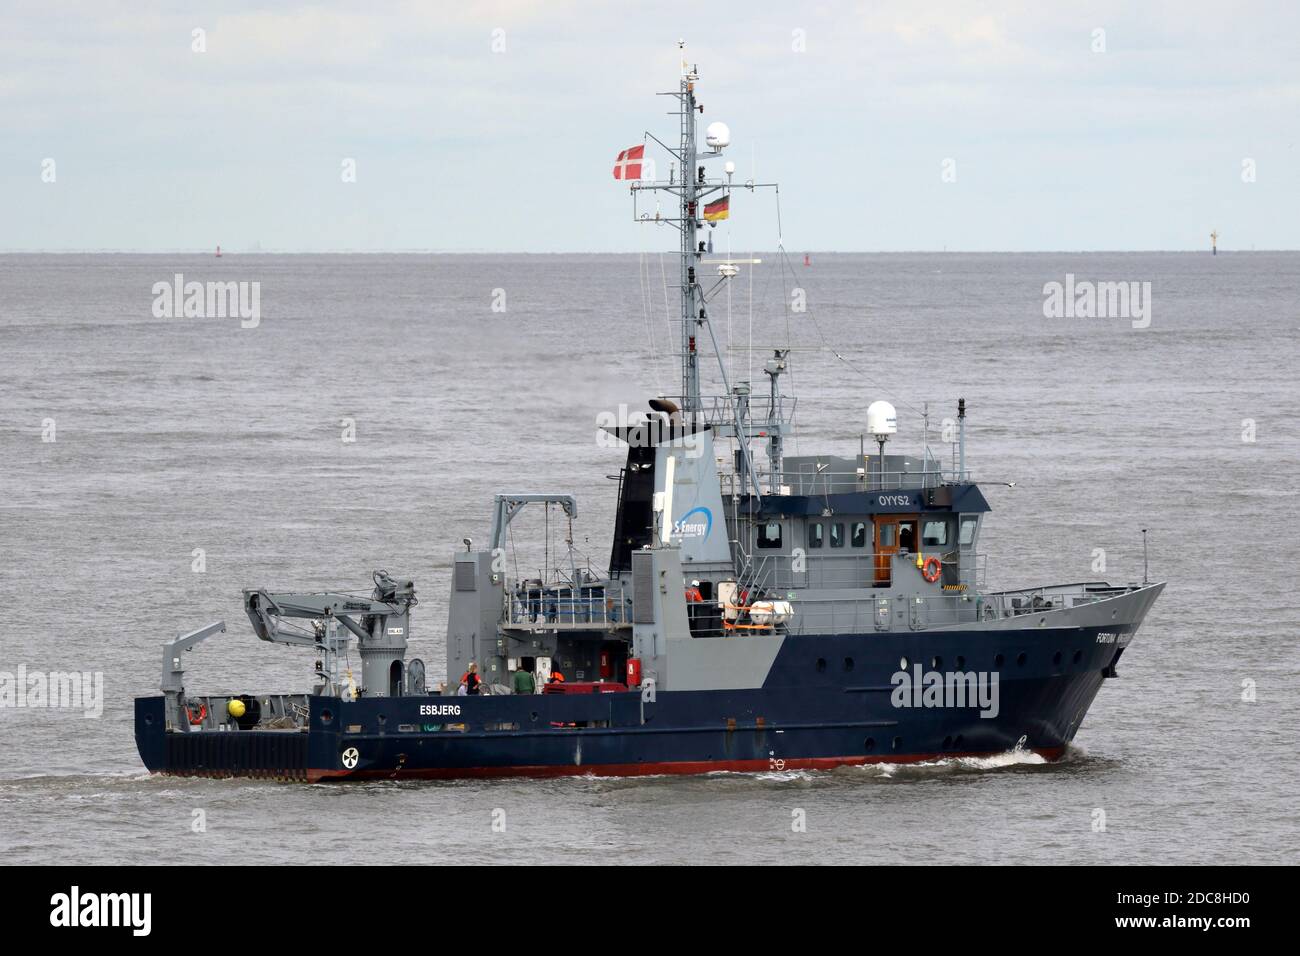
[134,51,1163,782]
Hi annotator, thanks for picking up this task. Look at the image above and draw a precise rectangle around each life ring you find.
[185,702,207,725]
[921,556,943,583]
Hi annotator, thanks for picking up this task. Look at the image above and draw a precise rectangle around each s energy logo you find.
[672,507,713,539]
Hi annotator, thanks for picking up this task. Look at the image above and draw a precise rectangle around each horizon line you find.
[0,248,1289,255]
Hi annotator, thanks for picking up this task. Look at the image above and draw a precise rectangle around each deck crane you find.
[243,570,418,699]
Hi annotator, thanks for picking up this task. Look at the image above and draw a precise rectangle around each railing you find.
[716,586,1091,636]
[682,591,980,638]
[505,582,631,630]
[787,592,980,632]
[979,582,1135,620]
[783,466,949,495]
[738,550,987,594]
[719,466,970,497]
[670,571,1142,640]
[178,693,311,732]
[665,393,797,432]
[785,581,1138,634]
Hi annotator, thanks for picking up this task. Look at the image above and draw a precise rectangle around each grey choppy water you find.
[0,252,1296,864]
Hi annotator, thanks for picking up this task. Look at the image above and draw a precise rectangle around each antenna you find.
[626,51,784,501]
[1141,528,1149,584]
[867,400,897,489]
[957,397,967,481]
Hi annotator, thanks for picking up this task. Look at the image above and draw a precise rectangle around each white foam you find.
[856,741,1051,777]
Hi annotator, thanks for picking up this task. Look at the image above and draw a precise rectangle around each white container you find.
[749,600,792,627]
[717,581,739,621]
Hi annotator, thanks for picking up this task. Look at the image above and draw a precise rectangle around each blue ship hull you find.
[135,624,1127,781]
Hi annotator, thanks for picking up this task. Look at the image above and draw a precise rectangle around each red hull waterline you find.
[285,747,1068,783]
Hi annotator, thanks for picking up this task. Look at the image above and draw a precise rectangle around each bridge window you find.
[807,522,824,549]
[851,522,868,548]
[757,521,783,549]
[829,523,845,548]
[960,516,979,546]
[922,520,948,547]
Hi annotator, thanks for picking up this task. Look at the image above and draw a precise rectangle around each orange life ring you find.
[185,702,207,725]
[921,556,942,583]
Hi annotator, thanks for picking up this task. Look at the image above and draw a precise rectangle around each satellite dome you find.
[705,122,731,150]
[867,400,898,437]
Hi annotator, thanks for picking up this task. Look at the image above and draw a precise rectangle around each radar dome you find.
[705,122,731,150]
[867,400,897,437]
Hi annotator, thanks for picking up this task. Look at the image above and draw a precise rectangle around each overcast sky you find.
[2,1,1296,252]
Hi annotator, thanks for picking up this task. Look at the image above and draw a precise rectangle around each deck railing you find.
[719,466,969,497]
[738,550,987,595]
[505,582,631,630]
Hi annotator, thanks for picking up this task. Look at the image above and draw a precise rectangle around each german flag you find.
[703,195,730,222]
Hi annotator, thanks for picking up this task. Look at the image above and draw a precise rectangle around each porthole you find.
[815,657,827,673]
[1073,650,1082,665]
[899,656,909,670]
[931,656,942,669]
[320,709,334,725]
[954,734,964,748]
[942,735,953,748]
[843,657,855,672]
[1053,651,1062,666]
[864,737,875,752]
[891,736,902,751]
[1017,653,1027,667]
[530,711,539,722]
[955,655,966,668]
[994,654,1005,667]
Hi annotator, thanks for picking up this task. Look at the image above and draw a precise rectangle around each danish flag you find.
[613,144,645,180]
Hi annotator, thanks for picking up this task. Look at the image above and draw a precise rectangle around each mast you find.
[678,59,702,415]
[627,43,783,501]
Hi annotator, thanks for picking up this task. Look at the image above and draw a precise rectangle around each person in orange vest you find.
[548,667,566,684]
[458,661,482,695]
[684,579,705,634]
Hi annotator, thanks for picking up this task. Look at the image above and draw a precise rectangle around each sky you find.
[1,0,1297,252]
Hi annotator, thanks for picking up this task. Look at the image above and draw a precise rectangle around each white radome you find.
[867,400,898,437]
[705,121,731,150]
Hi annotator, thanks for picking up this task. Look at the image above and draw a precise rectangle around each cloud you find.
[1,0,1296,251]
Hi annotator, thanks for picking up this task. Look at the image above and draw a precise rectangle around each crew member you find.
[459,661,482,695]
[899,524,915,553]
[513,663,536,695]
[684,579,706,633]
